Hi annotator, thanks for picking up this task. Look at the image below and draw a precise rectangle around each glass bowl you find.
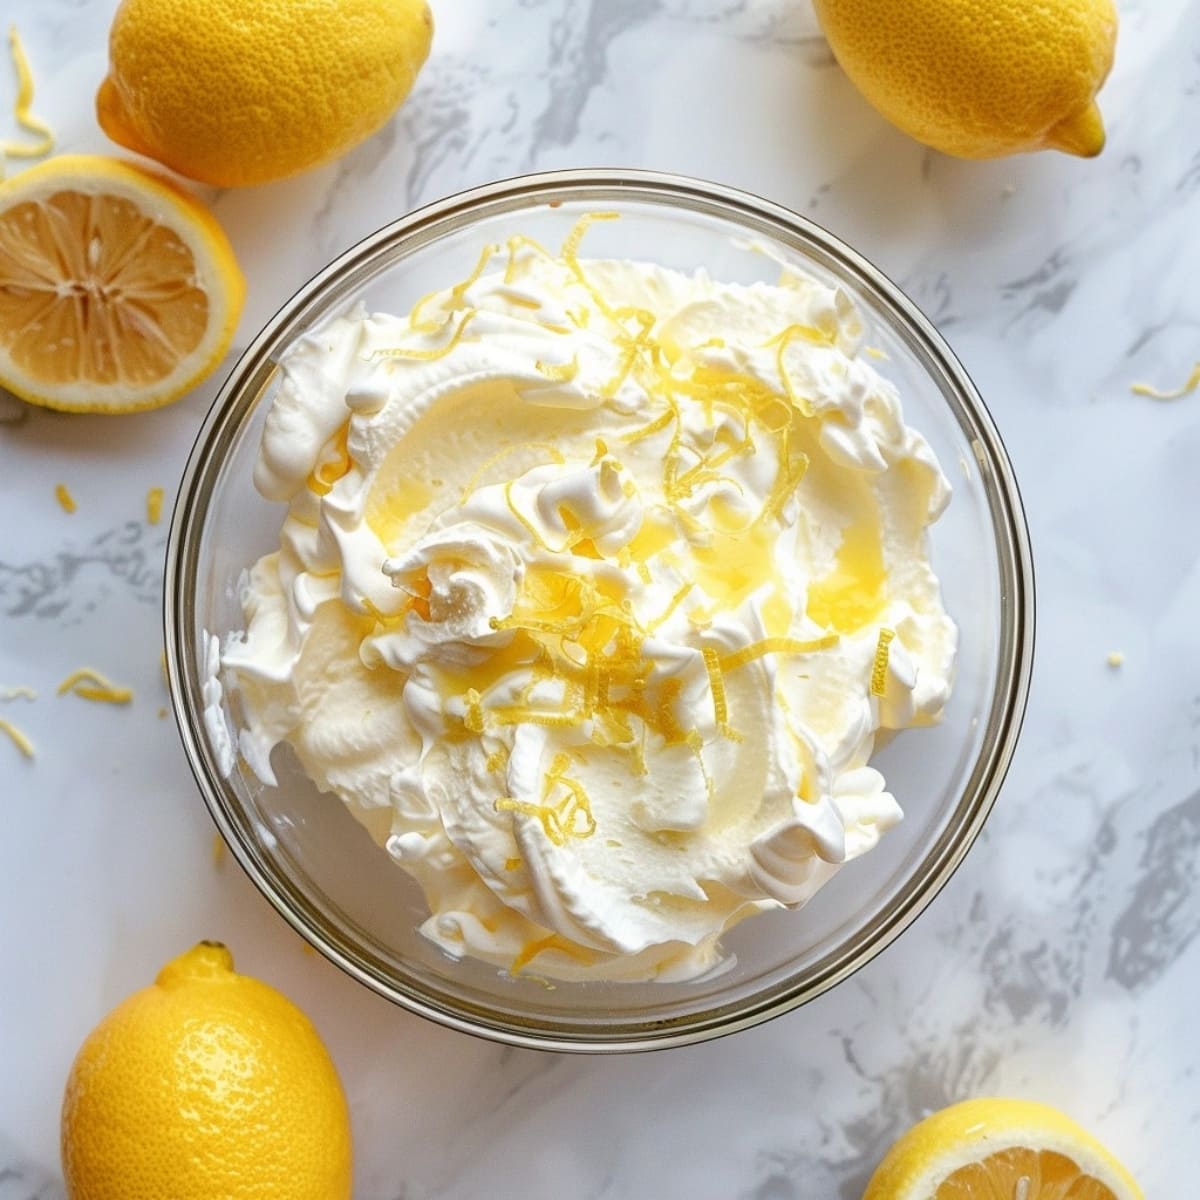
[165,170,1034,1052]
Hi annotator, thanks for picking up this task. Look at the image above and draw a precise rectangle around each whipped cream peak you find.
[218,218,957,982]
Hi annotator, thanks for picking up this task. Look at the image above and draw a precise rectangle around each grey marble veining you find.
[3,1,1198,1197]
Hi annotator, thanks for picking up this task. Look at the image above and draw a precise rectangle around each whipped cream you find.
[218,223,957,982]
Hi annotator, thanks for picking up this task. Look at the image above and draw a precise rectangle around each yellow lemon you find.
[813,0,1117,158]
[61,941,352,1200]
[863,1097,1143,1199]
[96,0,434,187]
[0,155,244,413]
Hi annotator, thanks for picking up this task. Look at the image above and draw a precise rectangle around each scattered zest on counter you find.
[57,667,134,705]
[1,26,54,177]
[0,716,34,759]
[146,486,165,524]
[211,833,226,867]
[862,1097,1143,1200]
[1107,650,1125,668]
[1130,362,1200,400]
[0,684,36,701]
[54,483,76,513]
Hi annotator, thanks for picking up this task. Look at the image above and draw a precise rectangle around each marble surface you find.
[2,1,1197,1196]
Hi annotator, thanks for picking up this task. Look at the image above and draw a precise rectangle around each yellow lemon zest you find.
[870,627,895,696]
[459,440,565,504]
[0,716,34,759]
[305,424,352,496]
[1131,363,1200,400]
[622,405,676,445]
[57,667,134,705]
[2,26,54,173]
[534,354,580,382]
[719,634,839,673]
[503,856,522,871]
[211,833,227,867]
[765,323,832,417]
[146,486,165,524]
[54,483,77,513]
[560,210,620,264]
[644,580,695,634]
[485,746,510,773]
[495,752,596,846]
[408,241,499,333]
[0,685,36,701]
[375,308,476,363]
[502,233,557,285]
[702,646,743,743]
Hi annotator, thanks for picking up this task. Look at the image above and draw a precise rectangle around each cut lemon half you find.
[0,155,244,413]
[863,1098,1143,1199]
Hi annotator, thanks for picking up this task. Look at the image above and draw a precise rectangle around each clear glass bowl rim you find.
[164,168,1035,1053]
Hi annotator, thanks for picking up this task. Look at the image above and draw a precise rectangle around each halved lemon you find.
[0,155,244,413]
[863,1098,1143,1199]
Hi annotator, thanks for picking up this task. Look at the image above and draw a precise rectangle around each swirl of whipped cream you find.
[217,226,957,982]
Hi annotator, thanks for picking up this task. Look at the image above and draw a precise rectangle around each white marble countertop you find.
[2,1,1197,1196]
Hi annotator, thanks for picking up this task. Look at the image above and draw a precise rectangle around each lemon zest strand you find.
[0,685,36,701]
[644,580,694,634]
[305,424,352,497]
[534,354,580,382]
[702,646,742,743]
[503,856,522,871]
[1131,363,1200,400]
[0,717,34,759]
[56,668,133,705]
[766,323,830,417]
[560,211,620,263]
[146,486,164,525]
[2,27,54,173]
[408,242,499,333]
[375,309,476,362]
[54,483,76,513]
[719,634,838,673]
[870,627,895,697]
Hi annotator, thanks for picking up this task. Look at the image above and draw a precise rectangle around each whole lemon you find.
[61,942,352,1200]
[813,0,1117,158]
[96,0,433,187]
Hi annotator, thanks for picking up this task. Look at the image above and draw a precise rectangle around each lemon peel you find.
[2,26,54,177]
[57,667,133,705]
[0,716,34,759]
[0,684,36,701]
[61,941,352,1200]
[862,1097,1143,1200]
[54,483,76,513]
[96,0,432,187]
[814,0,1117,160]
[870,627,895,696]
[1130,363,1200,400]
[146,486,164,524]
